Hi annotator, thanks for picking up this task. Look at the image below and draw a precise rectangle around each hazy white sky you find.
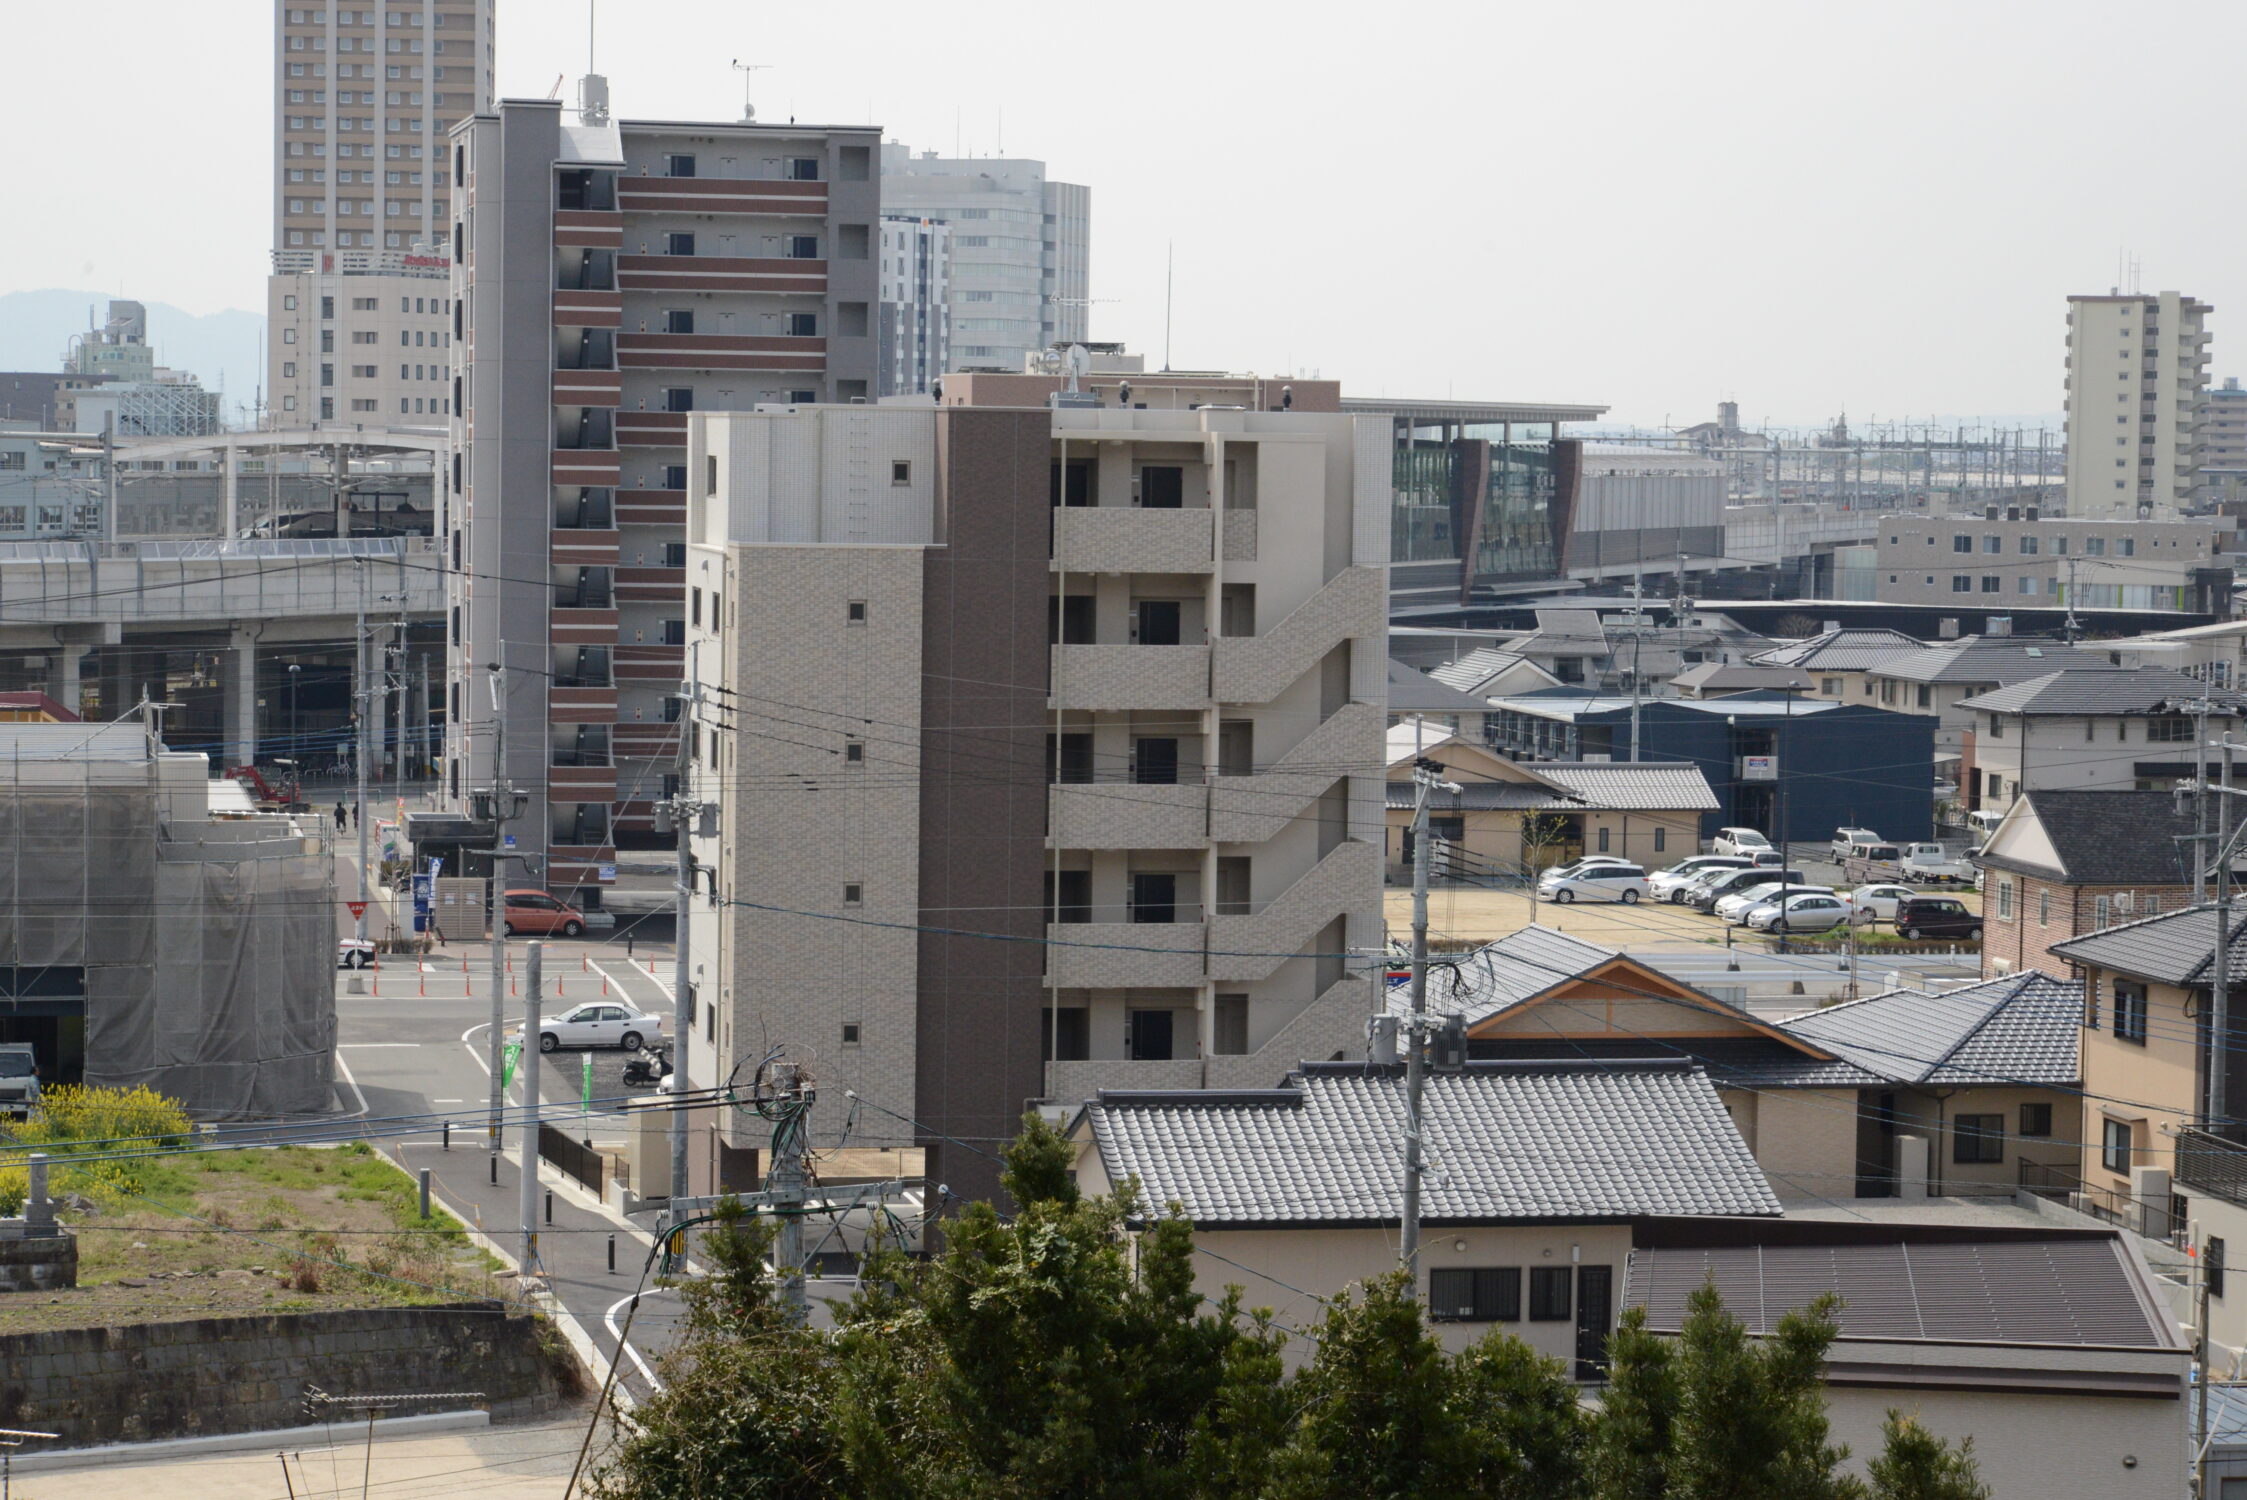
[7,0,2245,427]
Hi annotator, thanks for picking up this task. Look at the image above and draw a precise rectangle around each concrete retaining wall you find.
[0,1302,560,1447]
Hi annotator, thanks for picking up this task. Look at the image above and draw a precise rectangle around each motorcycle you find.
[622,1046,673,1089]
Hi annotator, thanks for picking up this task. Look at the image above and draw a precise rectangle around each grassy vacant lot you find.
[0,1141,509,1335]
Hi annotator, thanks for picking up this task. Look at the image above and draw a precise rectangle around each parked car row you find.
[1534,827,1984,943]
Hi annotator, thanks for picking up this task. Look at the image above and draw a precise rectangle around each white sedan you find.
[1716,881,1826,924]
[1843,884,1917,924]
[1746,892,1851,933]
[515,1004,665,1053]
[1649,856,1750,903]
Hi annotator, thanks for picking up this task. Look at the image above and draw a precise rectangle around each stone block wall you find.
[0,1303,560,1447]
[0,1233,75,1292]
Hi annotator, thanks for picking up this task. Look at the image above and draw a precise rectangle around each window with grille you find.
[1953,1114,2004,1164]
[1428,1267,1521,1322]
[2114,981,2148,1044]
[1529,1267,1572,1321]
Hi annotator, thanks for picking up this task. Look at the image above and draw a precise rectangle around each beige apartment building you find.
[1871,510,2226,612]
[2062,290,2212,518]
[266,2,494,425]
[681,394,1389,1201]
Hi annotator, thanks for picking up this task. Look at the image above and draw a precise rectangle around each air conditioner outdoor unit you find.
[2115,891,2135,914]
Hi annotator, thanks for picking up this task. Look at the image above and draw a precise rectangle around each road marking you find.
[338,1042,422,1048]
[605,1289,669,1391]
[590,959,674,1006]
[433,1098,465,1104]
[333,1050,370,1118]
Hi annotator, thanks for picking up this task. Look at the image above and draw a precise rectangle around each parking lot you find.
[1390,841,1981,952]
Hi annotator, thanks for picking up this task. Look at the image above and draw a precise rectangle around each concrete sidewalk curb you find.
[6,1410,490,1472]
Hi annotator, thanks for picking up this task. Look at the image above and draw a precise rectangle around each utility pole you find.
[2197,1224,2213,1500]
[353,566,370,944]
[1400,755,1460,1291]
[517,941,544,1275]
[664,644,702,1230]
[768,1060,812,1322]
[2215,739,2235,1134]
[481,662,523,1163]
[2197,698,2214,904]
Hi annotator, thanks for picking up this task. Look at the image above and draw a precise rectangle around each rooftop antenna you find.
[1163,241,1174,372]
[731,59,769,122]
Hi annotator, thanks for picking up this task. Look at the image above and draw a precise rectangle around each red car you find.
[503,889,586,937]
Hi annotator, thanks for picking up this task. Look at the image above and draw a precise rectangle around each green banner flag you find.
[502,1037,522,1089]
[582,1052,593,1114]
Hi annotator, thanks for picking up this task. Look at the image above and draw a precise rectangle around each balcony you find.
[617,255,827,296]
[551,528,620,567]
[552,290,622,327]
[617,643,685,681]
[615,565,683,604]
[616,488,686,526]
[549,684,617,722]
[1046,920,1206,989]
[552,370,622,406]
[617,412,689,448]
[616,178,827,217]
[1051,507,1214,575]
[1050,644,1210,712]
[548,762,616,800]
[548,844,617,883]
[613,721,680,758]
[1211,566,1383,704]
[552,448,621,486]
[617,332,827,373]
[550,607,618,645]
[1207,839,1380,984]
[553,210,623,249]
[1049,779,1207,851]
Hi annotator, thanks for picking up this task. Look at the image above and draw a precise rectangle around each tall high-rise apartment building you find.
[2197,376,2247,509]
[879,145,1089,379]
[266,3,494,426]
[2063,290,2212,519]
[680,385,1388,1201]
[445,92,879,903]
[877,216,951,396]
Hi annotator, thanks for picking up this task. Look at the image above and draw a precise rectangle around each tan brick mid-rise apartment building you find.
[678,394,1389,1201]
[1975,789,2204,979]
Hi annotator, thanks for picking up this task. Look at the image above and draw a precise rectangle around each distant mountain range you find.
[0,290,265,423]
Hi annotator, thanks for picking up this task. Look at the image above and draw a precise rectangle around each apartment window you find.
[705,455,718,494]
[661,463,688,490]
[2118,538,2136,557]
[891,460,911,485]
[843,740,864,764]
[1653,826,1666,853]
[2102,1118,2134,1174]
[1980,576,2001,593]
[786,312,817,337]
[2053,536,2068,555]
[784,234,818,259]
[351,398,378,412]
[1952,534,1973,553]
[282,361,297,379]
[841,1023,861,1047]
[846,600,867,624]
[2039,889,2050,926]
[2213,1238,2228,1300]
[842,884,862,906]
[2020,535,2039,555]
[659,619,686,646]
[1982,535,2002,554]
[1916,684,1932,709]
[2085,536,2107,555]
[1429,1267,1521,1323]
[2020,577,2040,595]
[2095,895,2111,930]
[1528,1267,1572,1321]
[2020,1102,2053,1137]
[319,397,334,419]
[660,387,694,413]
[785,156,820,181]
[1214,993,1249,1056]
[320,364,334,386]
[2149,716,2194,742]
[1995,879,2013,919]
[689,588,702,629]
[1950,1114,2004,1165]
[664,232,696,256]
[663,308,694,334]
[1951,575,1971,593]
[1596,825,1611,853]
[1987,714,2003,738]
[663,153,696,178]
[2114,981,2148,1044]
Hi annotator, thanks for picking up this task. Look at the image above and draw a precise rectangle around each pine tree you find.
[1663,1284,1861,1500]
[1584,1307,1678,1500]
[1864,1412,1990,1500]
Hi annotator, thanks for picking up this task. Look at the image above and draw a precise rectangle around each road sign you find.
[503,833,516,850]
[346,901,368,919]
[598,864,617,882]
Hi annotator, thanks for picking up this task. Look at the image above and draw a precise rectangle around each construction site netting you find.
[0,778,335,1117]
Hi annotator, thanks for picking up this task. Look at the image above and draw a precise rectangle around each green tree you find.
[1584,1307,1679,1500]
[1864,1411,1990,1500]
[1664,1284,1861,1500]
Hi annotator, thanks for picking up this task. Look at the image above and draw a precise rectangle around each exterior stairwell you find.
[1209,700,1382,844]
[1211,566,1383,704]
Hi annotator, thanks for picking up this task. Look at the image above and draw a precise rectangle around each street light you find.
[287,662,301,765]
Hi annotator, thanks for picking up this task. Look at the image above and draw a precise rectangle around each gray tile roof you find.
[1867,636,2114,686]
[1672,662,1815,694]
[1779,971,2083,1086]
[1626,1238,2174,1347]
[1957,665,2246,716]
[1527,761,1722,811]
[1387,658,1500,714]
[1750,628,1922,671]
[1430,646,1535,694]
[1392,925,1620,1026]
[2050,903,2247,986]
[1977,790,2201,886]
[1084,1059,1782,1227]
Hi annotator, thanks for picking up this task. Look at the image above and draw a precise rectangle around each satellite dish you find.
[1065,344,1091,378]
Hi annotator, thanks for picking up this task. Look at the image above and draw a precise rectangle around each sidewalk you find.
[385,1128,685,1400]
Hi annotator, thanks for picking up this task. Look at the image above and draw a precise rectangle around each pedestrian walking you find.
[334,800,347,831]
[349,802,359,829]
